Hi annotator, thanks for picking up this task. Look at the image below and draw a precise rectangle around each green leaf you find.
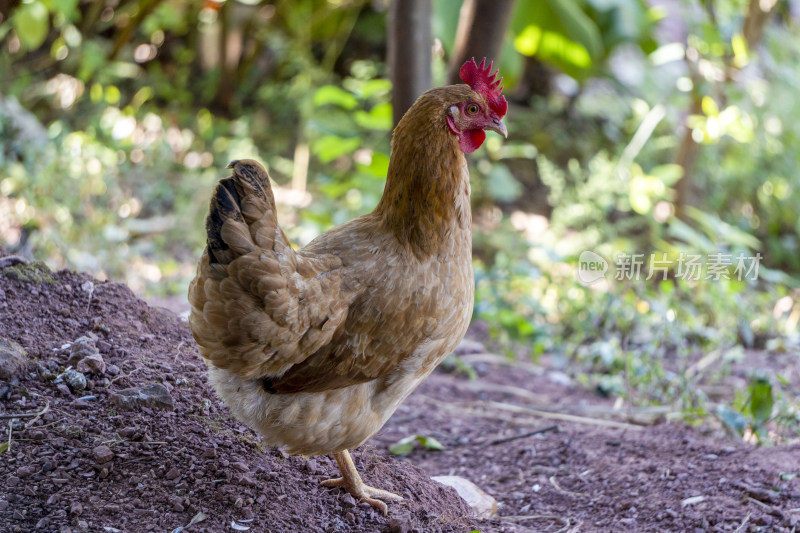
[13,1,50,51]
[388,435,416,456]
[312,135,360,163]
[418,435,444,451]
[512,0,603,78]
[389,434,444,456]
[0,442,8,454]
[354,103,392,131]
[487,164,523,202]
[313,85,358,110]
[748,377,773,427]
[716,404,746,436]
[356,152,390,179]
[360,79,392,100]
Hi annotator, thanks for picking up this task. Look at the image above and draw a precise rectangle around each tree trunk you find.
[743,0,778,48]
[388,0,432,128]
[446,0,516,85]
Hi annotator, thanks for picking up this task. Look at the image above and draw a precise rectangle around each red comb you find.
[459,57,507,118]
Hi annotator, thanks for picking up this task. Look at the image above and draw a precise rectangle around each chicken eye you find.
[466,103,479,115]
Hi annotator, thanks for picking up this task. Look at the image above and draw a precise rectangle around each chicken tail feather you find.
[205,159,278,265]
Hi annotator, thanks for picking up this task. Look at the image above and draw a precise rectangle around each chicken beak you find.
[486,117,508,138]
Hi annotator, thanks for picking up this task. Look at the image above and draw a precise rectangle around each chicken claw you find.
[322,449,403,515]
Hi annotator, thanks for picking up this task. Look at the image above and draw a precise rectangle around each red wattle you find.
[459,129,485,154]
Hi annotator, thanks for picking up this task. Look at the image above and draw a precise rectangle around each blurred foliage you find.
[0,0,798,443]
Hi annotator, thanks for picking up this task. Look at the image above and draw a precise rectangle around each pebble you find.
[67,337,99,367]
[0,500,7,511]
[77,353,106,375]
[202,447,216,459]
[231,462,249,473]
[93,445,114,464]
[110,383,174,411]
[340,493,356,508]
[17,465,37,478]
[62,369,87,392]
[388,517,413,533]
[0,338,28,381]
[70,502,83,516]
[165,467,181,480]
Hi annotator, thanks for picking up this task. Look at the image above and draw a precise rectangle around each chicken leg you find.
[321,449,403,515]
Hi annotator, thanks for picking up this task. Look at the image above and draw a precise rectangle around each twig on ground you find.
[501,514,574,533]
[478,400,645,430]
[490,425,559,445]
[5,420,12,453]
[107,367,143,387]
[733,512,751,533]
[681,495,706,507]
[0,396,50,422]
[746,496,772,510]
[549,475,588,500]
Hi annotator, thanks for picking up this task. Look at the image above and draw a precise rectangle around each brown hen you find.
[188,58,507,514]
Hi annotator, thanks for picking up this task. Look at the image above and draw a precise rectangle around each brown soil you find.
[0,258,798,533]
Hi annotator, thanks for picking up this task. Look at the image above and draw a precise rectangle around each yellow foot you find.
[322,449,403,515]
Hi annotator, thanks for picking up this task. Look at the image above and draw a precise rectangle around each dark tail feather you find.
[205,159,275,265]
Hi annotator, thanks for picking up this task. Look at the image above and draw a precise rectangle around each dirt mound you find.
[0,261,472,533]
[1,257,798,533]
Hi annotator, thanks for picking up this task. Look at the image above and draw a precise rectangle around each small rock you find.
[388,515,412,533]
[16,465,37,478]
[340,493,356,508]
[6,476,19,487]
[165,467,181,480]
[110,383,174,411]
[70,502,83,516]
[62,369,87,392]
[119,426,143,440]
[56,383,72,396]
[36,362,57,381]
[67,337,98,367]
[0,338,27,380]
[0,500,8,511]
[93,445,114,464]
[202,447,216,459]
[231,462,249,473]
[77,353,106,375]
[106,364,120,376]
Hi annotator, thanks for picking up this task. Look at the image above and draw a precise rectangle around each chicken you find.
[187,57,507,514]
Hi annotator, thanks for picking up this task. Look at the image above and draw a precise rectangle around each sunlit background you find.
[1,0,798,443]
